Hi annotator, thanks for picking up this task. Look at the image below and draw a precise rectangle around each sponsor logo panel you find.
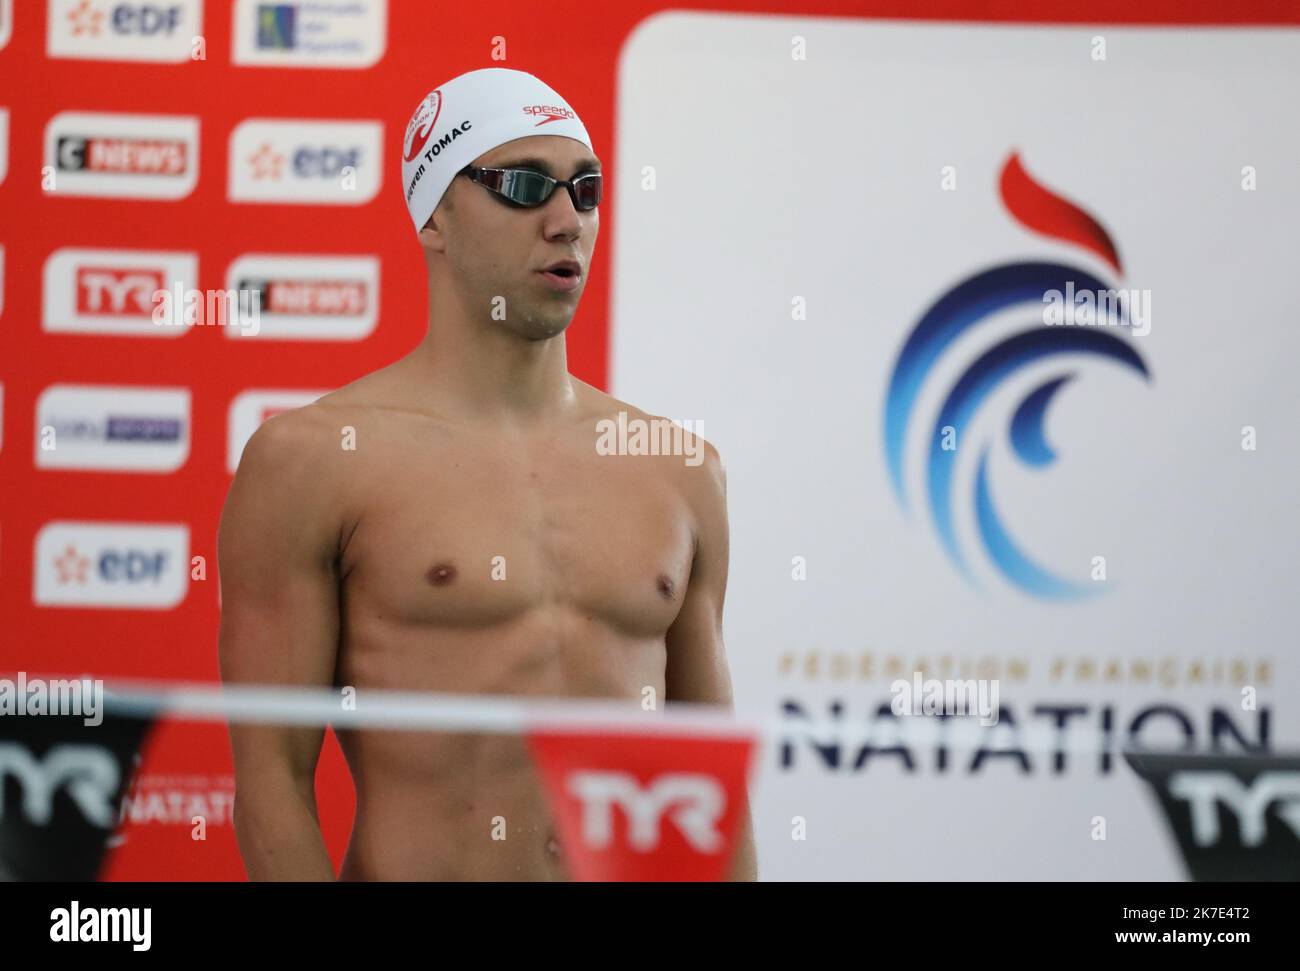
[44,111,199,199]
[35,521,190,609]
[35,384,191,472]
[231,0,386,68]
[224,254,378,340]
[228,118,382,205]
[47,0,203,62]
[43,247,197,336]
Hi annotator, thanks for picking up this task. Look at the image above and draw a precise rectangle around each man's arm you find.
[218,410,342,881]
[664,440,757,881]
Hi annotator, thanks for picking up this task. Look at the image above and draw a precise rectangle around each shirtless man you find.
[218,68,756,881]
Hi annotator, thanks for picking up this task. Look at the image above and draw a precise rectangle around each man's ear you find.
[417,214,444,251]
[417,201,452,252]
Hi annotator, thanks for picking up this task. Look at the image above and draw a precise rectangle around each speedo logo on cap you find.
[523,104,576,126]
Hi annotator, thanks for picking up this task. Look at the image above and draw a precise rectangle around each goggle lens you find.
[487,168,602,211]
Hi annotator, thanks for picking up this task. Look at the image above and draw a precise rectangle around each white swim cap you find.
[400,68,594,232]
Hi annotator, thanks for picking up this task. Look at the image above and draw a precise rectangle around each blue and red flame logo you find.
[883,153,1152,600]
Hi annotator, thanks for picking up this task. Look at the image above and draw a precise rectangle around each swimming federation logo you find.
[884,152,1151,600]
[403,90,441,163]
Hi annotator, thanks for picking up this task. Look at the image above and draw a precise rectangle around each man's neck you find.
[407,309,579,425]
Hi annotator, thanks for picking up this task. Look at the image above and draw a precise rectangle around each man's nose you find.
[541,185,585,239]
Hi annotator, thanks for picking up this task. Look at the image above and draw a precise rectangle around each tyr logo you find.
[0,743,120,828]
[1169,771,1300,847]
[567,771,725,853]
[76,267,165,315]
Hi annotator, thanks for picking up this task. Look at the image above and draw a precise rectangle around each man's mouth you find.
[540,259,581,278]
[538,260,582,291]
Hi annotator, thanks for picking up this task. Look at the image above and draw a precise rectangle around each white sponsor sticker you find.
[47,0,204,63]
[35,521,190,609]
[36,384,191,472]
[226,388,329,473]
[44,110,199,200]
[0,107,8,186]
[0,0,12,51]
[231,0,386,69]
[228,118,382,205]
[42,247,197,336]
[224,254,379,341]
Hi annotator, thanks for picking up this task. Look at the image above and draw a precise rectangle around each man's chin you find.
[513,312,573,342]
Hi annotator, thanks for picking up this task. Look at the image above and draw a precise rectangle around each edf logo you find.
[111,5,183,35]
[49,1,197,63]
[98,548,168,583]
[35,522,189,609]
[293,146,361,178]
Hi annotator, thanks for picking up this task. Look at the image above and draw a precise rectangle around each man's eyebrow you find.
[494,156,602,177]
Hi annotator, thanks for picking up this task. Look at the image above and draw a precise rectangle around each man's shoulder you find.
[312,360,408,413]
[250,363,412,452]
[575,380,724,486]
[235,392,363,486]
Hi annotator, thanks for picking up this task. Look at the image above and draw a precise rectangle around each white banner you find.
[613,15,1300,880]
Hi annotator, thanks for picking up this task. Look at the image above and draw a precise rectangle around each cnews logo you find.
[56,135,187,175]
[44,111,199,199]
[239,277,366,316]
[34,521,190,609]
[224,254,378,341]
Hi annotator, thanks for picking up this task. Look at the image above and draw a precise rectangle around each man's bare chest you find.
[337,444,697,636]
